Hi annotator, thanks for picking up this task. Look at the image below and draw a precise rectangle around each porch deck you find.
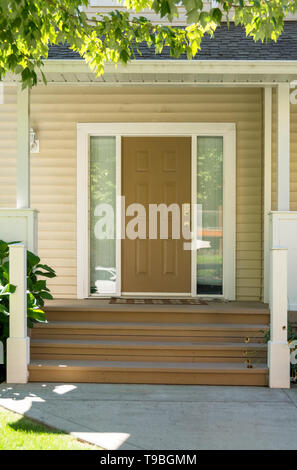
[45,299,269,314]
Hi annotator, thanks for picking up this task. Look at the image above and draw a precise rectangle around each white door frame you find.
[77,122,236,300]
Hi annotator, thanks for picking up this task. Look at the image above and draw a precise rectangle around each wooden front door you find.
[122,137,191,293]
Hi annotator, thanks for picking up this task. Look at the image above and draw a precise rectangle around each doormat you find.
[109,298,208,305]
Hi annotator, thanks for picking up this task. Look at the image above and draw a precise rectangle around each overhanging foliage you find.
[0,0,296,87]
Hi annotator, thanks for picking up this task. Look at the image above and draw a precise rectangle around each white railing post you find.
[277,83,290,212]
[6,243,29,383]
[268,246,290,388]
[17,84,30,209]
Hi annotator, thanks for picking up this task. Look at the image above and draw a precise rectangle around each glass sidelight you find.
[89,136,116,295]
[196,136,223,295]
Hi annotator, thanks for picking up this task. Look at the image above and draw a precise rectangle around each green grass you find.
[0,406,101,450]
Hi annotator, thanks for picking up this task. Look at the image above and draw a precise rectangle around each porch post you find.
[6,243,29,383]
[16,84,30,209]
[277,83,290,211]
[267,85,291,388]
[263,87,272,303]
[268,246,290,388]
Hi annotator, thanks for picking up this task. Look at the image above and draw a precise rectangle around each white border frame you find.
[77,122,236,300]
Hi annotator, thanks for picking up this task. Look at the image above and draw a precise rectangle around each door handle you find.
[182,203,191,235]
[183,203,191,217]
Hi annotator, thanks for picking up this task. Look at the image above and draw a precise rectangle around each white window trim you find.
[77,122,236,300]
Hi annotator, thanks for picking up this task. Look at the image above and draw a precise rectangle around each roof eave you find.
[42,58,297,75]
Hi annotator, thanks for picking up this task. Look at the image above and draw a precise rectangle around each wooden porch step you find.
[31,339,266,364]
[31,321,268,343]
[30,305,269,386]
[28,359,268,386]
[30,338,267,363]
[45,306,269,325]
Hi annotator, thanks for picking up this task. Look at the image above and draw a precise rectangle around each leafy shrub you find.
[0,240,56,374]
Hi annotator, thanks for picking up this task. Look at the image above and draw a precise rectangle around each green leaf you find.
[27,250,40,269]
[119,49,130,62]
[0,304,9,316]
[41,70,47,86]
[34,270,56,278]
[186,9,199,24]
[0,240,9,263]
[0,283,16,295]
[39,291,53,300]
[199,11,210,28]
[211,8,222,24]
[37,264,56,274]
[32,280,47,291]
[27,308,46,322]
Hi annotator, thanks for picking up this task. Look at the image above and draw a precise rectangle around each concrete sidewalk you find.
[0,383,297,450]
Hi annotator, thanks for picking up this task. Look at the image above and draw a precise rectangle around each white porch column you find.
[268,246,290,388]
[0,209,38,253]
[6,243,29,383]
[17,84,30,209]
[277,83,290,211]
[263,87,272,303]
[267,85,291,387]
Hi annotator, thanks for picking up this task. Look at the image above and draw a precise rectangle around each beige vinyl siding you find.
[30,85,263,300]
[0,86,17,207]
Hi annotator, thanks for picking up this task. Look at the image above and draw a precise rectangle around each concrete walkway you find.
[0,383,297,450]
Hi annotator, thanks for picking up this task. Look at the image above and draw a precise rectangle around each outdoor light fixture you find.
[30,127,39,153]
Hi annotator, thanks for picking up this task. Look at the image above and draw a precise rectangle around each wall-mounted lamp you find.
[30,128,39,153]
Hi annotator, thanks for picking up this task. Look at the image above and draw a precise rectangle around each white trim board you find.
[6,60,297,86]
[77,122,236,300]
[77,122,235,136]
[44,60,297,75]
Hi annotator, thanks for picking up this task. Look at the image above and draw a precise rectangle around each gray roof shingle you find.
[47,21,297,61]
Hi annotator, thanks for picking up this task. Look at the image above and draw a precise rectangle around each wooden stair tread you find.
[45,305,269,326]
[33,321,269,330]
[31,338,267,349]
[45,302,269,315]
[29,359,267,372]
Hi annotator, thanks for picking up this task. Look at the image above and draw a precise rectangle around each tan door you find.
[122,137,191,293]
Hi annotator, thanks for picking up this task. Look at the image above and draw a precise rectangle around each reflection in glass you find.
[90,136,116,294]
[197,136,223,295]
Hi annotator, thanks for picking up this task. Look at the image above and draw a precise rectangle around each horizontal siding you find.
[0,86,17,207]
[30,85,263,300]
